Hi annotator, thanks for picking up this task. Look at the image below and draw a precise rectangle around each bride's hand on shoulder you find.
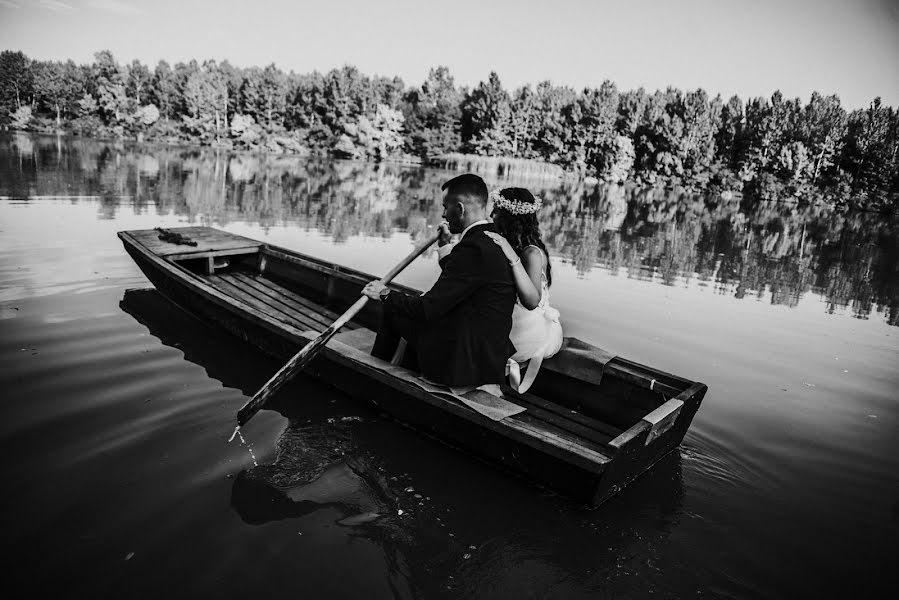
[484,231,518,262]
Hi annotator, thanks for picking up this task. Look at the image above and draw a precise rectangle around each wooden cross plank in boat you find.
[128,227,262,258]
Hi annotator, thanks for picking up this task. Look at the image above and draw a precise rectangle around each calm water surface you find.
[1,133,897,599]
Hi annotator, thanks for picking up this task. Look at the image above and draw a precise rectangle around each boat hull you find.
[119,228,707,507]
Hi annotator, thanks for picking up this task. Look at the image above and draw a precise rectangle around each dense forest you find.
[1,49,897,210]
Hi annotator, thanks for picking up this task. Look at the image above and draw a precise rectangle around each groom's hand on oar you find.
[437,220,452,246]
[362,280,388,300]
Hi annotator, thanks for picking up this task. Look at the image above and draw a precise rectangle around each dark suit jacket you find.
[383,223,516,386]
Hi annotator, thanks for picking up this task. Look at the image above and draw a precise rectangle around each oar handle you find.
[237,232,439,426]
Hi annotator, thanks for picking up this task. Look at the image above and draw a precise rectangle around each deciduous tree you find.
[0,51,33,117]
[32,60,82,126]
[461,72,512,155]
[798,92,847,184]
[150,60,178,119]
[127,59,151,104]
[403,66,462,159]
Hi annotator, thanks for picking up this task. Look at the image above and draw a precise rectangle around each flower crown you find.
[491,190,543,215]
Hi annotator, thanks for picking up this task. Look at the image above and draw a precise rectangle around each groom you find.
[361,173,516,389]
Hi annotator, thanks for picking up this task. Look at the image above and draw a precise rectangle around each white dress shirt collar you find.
[436,220,491,261]
[460,219,490,239]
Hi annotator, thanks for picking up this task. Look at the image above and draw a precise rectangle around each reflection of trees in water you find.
[541,183,899,325]
[5,133,898,325]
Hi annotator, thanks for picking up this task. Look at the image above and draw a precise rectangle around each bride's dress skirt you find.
[510,302,563,361]
[507,300,563,392]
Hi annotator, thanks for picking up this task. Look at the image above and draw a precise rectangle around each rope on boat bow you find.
[155,227,198,246]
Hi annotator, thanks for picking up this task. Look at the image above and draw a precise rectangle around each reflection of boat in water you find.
[120,288,395,525]
[232,459,387,526]
[121,285,689,521]
[118,226,706,506]
[123,285,693,596]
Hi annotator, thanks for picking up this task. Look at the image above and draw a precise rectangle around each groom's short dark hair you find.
[441,173,488,206]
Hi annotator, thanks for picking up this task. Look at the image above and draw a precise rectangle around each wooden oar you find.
[237,232,439,426]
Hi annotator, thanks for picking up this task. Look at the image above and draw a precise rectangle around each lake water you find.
[1,132,896,599]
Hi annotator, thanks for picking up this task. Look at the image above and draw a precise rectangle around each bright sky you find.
[1,0,897,108]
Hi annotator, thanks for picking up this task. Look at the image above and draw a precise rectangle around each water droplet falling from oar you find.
[228,425,258,467]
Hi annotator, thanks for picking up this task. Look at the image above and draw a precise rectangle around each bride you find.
[484,188,563,393]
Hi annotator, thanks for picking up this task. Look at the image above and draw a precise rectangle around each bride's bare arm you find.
[485,232,543,310]
[515,247,544,309]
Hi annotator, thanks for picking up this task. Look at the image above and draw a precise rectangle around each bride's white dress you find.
[506,247,563,393]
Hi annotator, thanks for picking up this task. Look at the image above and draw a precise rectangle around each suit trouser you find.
[371,303,421,372]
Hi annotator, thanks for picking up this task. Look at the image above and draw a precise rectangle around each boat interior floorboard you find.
[507,394,621,446]
[204,270,356,334]
[231,269,349,325]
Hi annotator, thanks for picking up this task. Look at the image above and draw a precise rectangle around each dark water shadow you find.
[119,287,283,395]
[120,287,693,598]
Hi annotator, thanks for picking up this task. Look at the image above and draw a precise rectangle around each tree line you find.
[1,49,897,210]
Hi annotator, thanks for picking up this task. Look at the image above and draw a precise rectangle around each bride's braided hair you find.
[493,187,553,286]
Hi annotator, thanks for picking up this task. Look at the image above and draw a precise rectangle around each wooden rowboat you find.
[118,226,707,506]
